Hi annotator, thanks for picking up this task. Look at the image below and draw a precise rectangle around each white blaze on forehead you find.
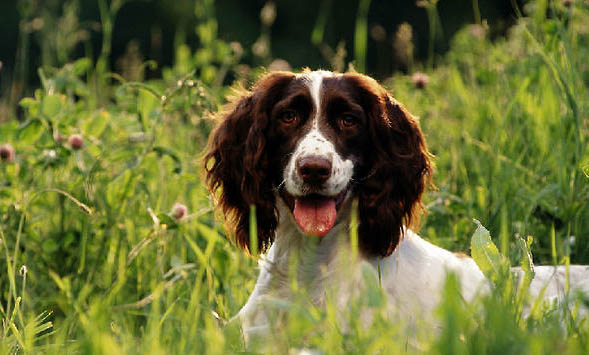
[297,70,340,129]
[283,70,352,197]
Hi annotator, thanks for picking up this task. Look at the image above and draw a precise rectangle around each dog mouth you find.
[280,187,349,237]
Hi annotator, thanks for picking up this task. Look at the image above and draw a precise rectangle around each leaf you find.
[0,120,18,141]
[73,57,92,76]
[515,235,535,285]
[17,119,45,144]
[153,146,182,174]
[106,170,137,206]
[19,97,39,116]
[137,88,160,130]
[195,222,219,242]
[41,94,64,119]
[514,235,536,311]
[42,239,59,253]
[157,213,178,230]
[470,219,509,282]
[82,110,110,138]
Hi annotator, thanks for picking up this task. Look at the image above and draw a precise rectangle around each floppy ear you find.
[204,72,295,254]
[356,85,433,257]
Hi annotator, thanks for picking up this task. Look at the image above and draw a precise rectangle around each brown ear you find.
[355,81,433,257]
[204,72,295,254]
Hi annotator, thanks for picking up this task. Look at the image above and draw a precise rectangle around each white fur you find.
[236,197,491,340]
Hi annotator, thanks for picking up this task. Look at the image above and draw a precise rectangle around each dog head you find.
[204,70,432,257]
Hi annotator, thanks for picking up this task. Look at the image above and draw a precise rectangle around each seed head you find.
[19,265,27,277]
[411,72,429,89]
[171,203,188,221]
[268,59,291,72]
[370,25,387,42]
[563,0,573,7]
[393,22,414,69]
[252,36,270,58]
[260,2,276,27]
[68,134,84,150]
[0,143,15,162]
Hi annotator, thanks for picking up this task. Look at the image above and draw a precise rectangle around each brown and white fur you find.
[204,70,589,340]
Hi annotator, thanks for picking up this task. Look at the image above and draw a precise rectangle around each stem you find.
[472,0,481,24]
[59,194,65,237]
[354,0,371,73]
[0,226,18,317]
[97,0,113,64]
[427,4,436,69]
[311,0,333,46]
[12,1,33,108]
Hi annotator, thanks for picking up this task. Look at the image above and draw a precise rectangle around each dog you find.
[204,69,589,340]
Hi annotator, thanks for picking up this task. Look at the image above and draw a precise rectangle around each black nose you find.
[296,155,332,184]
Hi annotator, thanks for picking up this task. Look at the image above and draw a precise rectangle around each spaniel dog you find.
[204,70,589,340]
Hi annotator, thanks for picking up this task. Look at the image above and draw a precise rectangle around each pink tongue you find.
[293,197,337,237]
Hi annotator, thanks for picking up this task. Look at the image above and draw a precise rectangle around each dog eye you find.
[280,110,298,125]
[339,115,358,128]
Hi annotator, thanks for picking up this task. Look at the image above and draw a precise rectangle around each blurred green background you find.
[0,0,522,112]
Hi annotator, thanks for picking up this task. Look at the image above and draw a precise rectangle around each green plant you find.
[0,0,588,353]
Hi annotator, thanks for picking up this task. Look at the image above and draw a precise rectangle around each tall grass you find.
[0,0,588,353]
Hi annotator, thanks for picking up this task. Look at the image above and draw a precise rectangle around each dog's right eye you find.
[279,110,298,125]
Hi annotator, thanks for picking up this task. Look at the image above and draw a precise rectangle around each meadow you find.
[0,0,588,353]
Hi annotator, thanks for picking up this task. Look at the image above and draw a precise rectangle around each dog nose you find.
[296,155,332,184]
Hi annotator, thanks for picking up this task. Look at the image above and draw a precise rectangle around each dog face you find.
[205,70,432,257]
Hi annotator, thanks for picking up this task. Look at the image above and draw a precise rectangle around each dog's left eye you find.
[279,110,298,125]
[339,115,358,129]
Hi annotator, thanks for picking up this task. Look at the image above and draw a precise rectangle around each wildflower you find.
[171,203,188,221]
[43,149,57,161]
[68,134,84,150]
[0,143,15,162]
[411,72,429,89]
[469,24,487,40]
[42,149,57,164]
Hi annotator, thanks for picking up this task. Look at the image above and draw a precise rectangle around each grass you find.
[0,0,588,353]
